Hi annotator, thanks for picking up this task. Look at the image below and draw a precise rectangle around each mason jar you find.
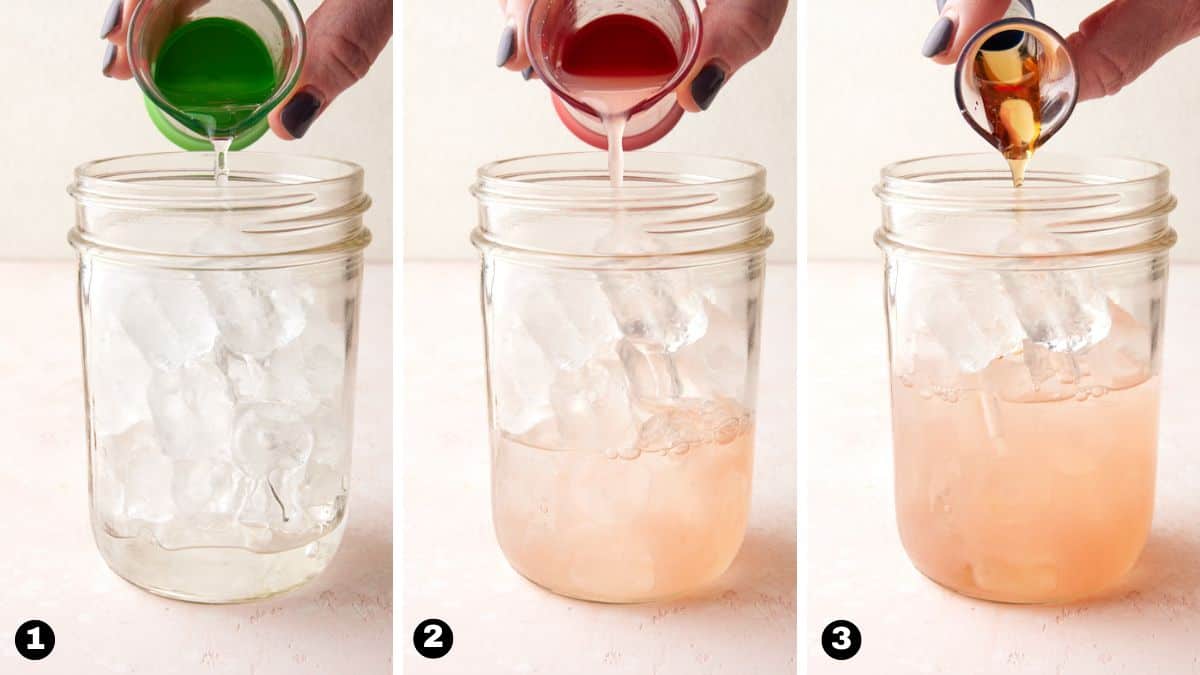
[69,153,371,603]
[471,152,774,603]
[875,153,1176,603]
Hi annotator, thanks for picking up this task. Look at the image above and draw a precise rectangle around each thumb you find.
[675,0,787,112]
[1066,0,1200,101]
[270,0,392,140]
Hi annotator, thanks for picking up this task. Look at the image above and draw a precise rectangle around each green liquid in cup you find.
[152,17,278,139]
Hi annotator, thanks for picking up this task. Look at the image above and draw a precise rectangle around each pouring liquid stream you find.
[213,138,232,185]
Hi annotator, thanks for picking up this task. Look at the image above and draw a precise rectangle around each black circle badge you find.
[821,619,862,660]
[413,619,453,659]
[15,620,55,661]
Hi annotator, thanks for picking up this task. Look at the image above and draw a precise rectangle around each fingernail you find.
[521,66,534,81]
[936,0,948,12]
[280,89,323,139]
[922,16,954,57]
[101,0,123,39]
[691,63,727,111]
[496,25,516,67]
[101,43,117,77]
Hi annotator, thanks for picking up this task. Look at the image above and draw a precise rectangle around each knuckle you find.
[722,3,780,56]
[1087,47,1131,97]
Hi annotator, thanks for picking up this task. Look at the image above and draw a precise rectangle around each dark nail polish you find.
[280,90,322,139]
[922,16,954,57]
[936,0,947,12]
[521,66,534,81]
[101,0,123,38]
[691,63,727,111]
[101,43,117,77]
[496,25,516,67]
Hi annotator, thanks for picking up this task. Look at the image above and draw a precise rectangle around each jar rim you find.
[875,152,1170,205]
[473,151,767,199]
[71,151,365,201]
[471,152,773,264]
[70,152,371,265]
[874,153,1176,264]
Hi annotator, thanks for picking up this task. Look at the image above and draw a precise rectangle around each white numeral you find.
[27,627,45,650]
[832,627,851,650]
[424,625,443,649]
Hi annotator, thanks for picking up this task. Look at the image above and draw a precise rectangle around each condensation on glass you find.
[875,153,1176,603]
[70,153,371,602]
[472,153,773,602]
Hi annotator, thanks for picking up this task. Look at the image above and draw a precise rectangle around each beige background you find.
[30,0,393,261]
[808,0,1200,260]
[404,0,798,262]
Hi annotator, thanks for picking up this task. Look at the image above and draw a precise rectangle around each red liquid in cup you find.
[557,15,681,184]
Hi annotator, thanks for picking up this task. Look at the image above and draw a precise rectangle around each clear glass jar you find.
[875,153,1176,604]
[472,153,774,603]
[69,152,372,603]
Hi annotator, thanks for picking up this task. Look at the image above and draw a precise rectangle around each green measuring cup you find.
[127,0,306,151]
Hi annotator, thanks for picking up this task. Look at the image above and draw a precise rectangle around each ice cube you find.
[1083,302,1153,390]
[600,270,708,352]
[119,282,219,370]
[301,461,349,524]
[997,229,1112,353]
[148,360,236,461]
[232,402,314,477]
[171,459,241,516]
[308,404,350,467]
[492,315,555,435]
[201,271,306,356]
[515,279,619,370]
[263,337,344,414]
[87,317,154,437]
[550,359,637,454]
[636,398,746,454]
[907,271,1026,373]
[617,339,681,401]
[107,423,174,526]
[674,301,748,400]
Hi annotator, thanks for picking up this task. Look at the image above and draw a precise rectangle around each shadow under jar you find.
[70,153,371,603]
[875,153,1176,604]
[472,153,774,603]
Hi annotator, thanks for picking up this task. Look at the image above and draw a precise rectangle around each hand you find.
[921,0,1200,101]
[101,0,393,140]
[496,0,788,112]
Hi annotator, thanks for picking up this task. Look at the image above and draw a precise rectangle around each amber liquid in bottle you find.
[974,34,1043,186]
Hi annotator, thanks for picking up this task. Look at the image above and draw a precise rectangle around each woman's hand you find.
[496,0,788,111]
[101,0,393,139]
[922,0,1200,101]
